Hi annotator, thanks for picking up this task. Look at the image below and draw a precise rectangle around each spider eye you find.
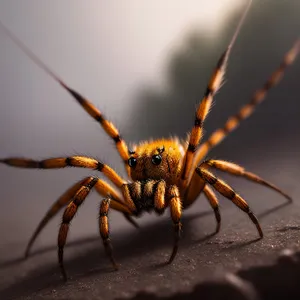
[128,157,137,168]
[151,154,162,165]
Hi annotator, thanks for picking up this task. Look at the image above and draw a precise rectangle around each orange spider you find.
[0,1,299,281]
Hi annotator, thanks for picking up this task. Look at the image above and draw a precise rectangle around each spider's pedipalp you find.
[122,179,167,214]
[0,155,126,188]
[194,39,300,164]
[203,185,221,233]
[196,167,263,238]
[180,0,252,185]
[204,159,292,202]
[154,180,166,213]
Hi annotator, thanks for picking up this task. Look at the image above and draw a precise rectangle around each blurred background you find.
[0,0,299,283]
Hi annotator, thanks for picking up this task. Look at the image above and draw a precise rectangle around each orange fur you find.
[129,138,185,185]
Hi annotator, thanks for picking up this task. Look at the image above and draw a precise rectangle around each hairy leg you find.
[25,176,131,258]
[196,167,263,238]
[1,155,125,188]
[193,40,300,166]
[203,185,221,233]
[204,159,292,201]
[180,0,252,186]
[0,20,132,175]
[167,185,182,264]
[99,197,136,270]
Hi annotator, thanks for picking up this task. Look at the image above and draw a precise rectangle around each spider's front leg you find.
[196,166,263,238]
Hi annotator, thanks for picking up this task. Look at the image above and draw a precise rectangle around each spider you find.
[0,1,299,281]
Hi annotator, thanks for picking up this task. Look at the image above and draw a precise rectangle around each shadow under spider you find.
[0,210,216,299]
[257,200,292,219]
[0,210,213,269]
[0,200,292,299]
[1,198,291,270]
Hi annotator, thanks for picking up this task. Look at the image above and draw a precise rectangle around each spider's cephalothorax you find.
[128,139,184,183]
[0,1,299,281]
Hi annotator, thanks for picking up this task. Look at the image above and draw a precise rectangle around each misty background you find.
[0,0,299,264]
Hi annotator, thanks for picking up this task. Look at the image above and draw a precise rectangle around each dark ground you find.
[1,147,300,299]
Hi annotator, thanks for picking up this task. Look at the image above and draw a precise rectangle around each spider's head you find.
[127,138,184,184]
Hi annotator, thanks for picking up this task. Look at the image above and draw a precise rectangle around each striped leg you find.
[60,85,130,169]
[0,21,131,173]
[1,156,125,187]
[99,197,136,270]
[203,185,221,233]
[196,167,263,238]
[194,40,300,164]
[58,177,133,281]
[204,159,292,201]
[167,185,182,264]
[58,177,98,281]
[180,0,252,186]
[183,173,220,233]
[25,176,131,259]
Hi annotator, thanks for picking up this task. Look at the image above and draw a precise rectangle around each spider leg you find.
[183,174,221,233]
[58,177,133,281]
[99,197,136,270]
[25,177,90,258]
[180,0,252,186]
[203,185,221,233]
[99,198,117,270]
[167,185,182,264]
[196,167,263,238]
[1,155,125,188]
[194,40,300,164]
[0,21,131,173]
[204,159,292,202]
[58,177,98,281]
[59,87,131,171]
[25,176,132,259]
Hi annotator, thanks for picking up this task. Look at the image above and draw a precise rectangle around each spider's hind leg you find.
[196,166,263,238]
[183,175,221,234]
[204,159,292,202]
[203,185,221,233]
